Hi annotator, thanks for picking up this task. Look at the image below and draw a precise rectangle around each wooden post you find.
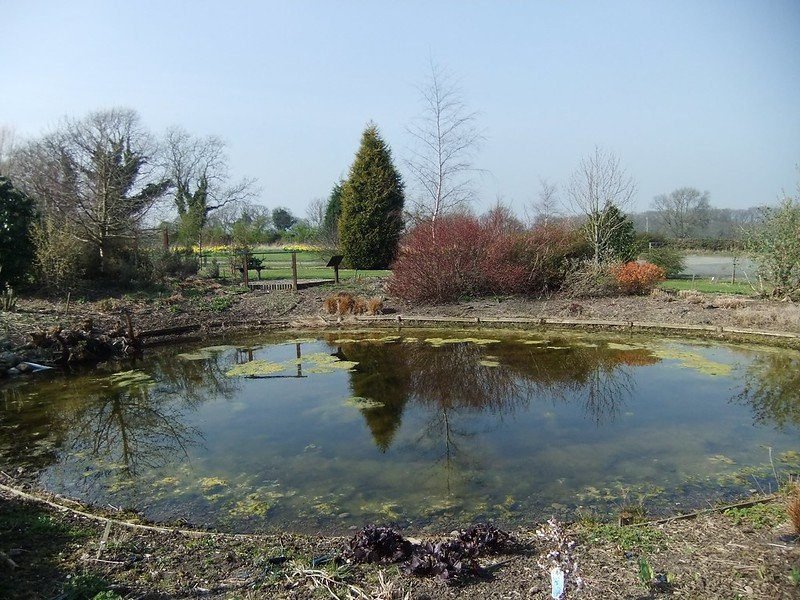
[242,253,249,287]
[334,263,340,284]
[162,227,169,251]
[291,251,298,291]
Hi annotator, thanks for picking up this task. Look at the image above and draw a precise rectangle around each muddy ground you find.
[1,483,798,599]
[1,277,799,598]
[2,277,799,355]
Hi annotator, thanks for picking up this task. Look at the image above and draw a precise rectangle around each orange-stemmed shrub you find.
[612,261,666,295]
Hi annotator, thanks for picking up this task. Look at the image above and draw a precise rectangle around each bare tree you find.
[526,178,561,226]
[163,127,256,247]
[566,147,637,265]
[652,187,710,239]
[305,197,326,230]
[0,125,17,177]
[15,108,170,273]
[406,60,483,233]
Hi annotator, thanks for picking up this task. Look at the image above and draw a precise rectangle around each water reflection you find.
[0,352,238,483]
[1,333,798,531]
[336,338,648,452]
[734,351,800,430]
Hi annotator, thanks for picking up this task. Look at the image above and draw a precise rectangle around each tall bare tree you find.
[163,127,256,247]
[15,108,170,273]
[406,61,483,233]
[566,147,637,265]
[305,197,326,230]
[652,187,710,239]
[0,125,17,177]
[526,177,561,226]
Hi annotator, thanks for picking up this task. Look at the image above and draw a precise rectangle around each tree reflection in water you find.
[734,351,800,430]
[335,337,652,490]
[0,352,239,495]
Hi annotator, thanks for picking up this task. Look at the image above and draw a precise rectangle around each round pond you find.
[1,329,798,533]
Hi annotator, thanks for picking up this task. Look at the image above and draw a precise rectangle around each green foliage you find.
[724,502,786,529]
[62,573,112,600]
[747,196,800,299]
[232,207,273,247]
[323,180,344,241]
[339,124,405,269]
[582,522,665,553]
[0,176,36,287]
[175,174,208,246]
[641,245,686,277]
[637,556,654,586]
[272,206,297,231]
[592,204,639,262]
[31,218,89,292]
[208,295,234,312]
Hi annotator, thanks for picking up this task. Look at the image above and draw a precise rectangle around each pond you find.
[1,329,798,533]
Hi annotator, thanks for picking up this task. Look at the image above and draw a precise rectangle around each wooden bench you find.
[234,256,265,280]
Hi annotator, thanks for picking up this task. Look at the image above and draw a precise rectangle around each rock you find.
[0,351,21,367]
[7,368,20,376]
[15,362,31,374]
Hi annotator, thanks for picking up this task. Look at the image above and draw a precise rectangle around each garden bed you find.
[2,277,800,596]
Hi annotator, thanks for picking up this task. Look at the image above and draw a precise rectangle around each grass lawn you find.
[660,278,757,296]
[247,267,390,281]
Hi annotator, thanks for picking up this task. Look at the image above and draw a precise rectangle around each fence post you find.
[242,252,249,287]
[291,251,298,291]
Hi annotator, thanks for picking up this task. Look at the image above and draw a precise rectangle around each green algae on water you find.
[344,397,385,409]
[104,370,154,388]
[226,360,287,377]
[652,347,733,376]
[177,345,236,360]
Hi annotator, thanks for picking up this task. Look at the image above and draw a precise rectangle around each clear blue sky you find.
[3,1,799,216]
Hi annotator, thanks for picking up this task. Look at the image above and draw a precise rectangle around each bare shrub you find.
[322,292,363,316]
[31,219,88,292]
[323,296,338,314]
[732,304,800,331]
[366,297,384,315]
[561,260,619,298]
[789,484,800,535]
[649,288,675,302]
[352,296,367,315]
[677,289,705,304]
[715,296,748,310]
[389,214,584,303]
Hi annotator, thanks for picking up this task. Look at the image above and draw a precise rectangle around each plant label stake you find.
[551,565,565,599]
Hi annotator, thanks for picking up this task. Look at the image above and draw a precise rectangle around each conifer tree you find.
[339,124,405,269]
[0,176,35,287]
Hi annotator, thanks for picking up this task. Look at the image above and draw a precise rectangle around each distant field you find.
[197,250,389,281]
[660,278,757,295]
[247,267,390,281]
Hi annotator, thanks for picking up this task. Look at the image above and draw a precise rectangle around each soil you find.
[1,277,799,598]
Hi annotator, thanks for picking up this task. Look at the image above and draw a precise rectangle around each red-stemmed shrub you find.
[611,261,666,295]
[389,213,584,303]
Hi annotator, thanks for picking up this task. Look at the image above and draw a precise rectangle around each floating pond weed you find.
[225,360,287,377]
[103,369,154,388]
[343,397,386,409]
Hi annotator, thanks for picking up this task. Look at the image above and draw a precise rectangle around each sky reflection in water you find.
[1,330,798,533]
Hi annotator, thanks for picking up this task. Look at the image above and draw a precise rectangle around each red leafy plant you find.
[611,261,666,295]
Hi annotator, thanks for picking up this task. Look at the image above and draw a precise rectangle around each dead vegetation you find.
[323,292,383,317]
[789,484,800,536]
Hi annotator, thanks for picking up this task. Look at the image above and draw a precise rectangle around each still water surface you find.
[1,329,798,533]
